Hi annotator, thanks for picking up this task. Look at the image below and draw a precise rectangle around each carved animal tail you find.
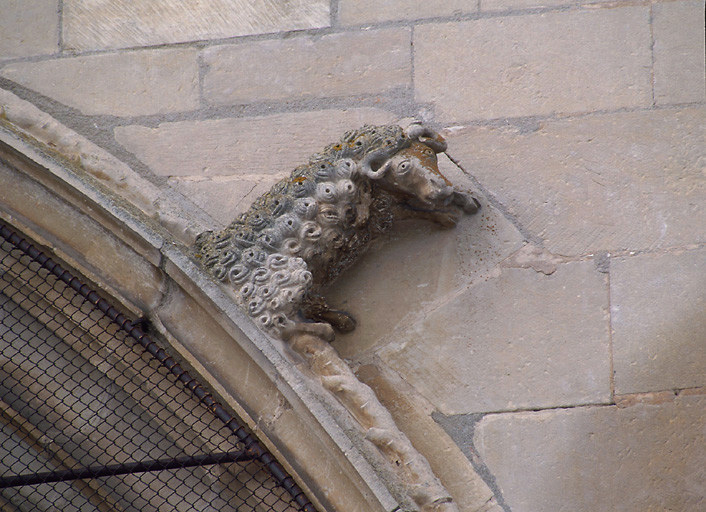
[282,325,459,512]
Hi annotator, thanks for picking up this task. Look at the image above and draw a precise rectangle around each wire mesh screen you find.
[0,225,313,512]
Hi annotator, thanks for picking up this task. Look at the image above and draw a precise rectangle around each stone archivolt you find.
[194,123,480,511]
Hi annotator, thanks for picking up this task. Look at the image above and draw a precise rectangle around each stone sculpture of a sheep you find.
[193,123,479,340]
[193,123,481,511]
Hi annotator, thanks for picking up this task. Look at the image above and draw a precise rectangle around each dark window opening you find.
[0,221,315,512]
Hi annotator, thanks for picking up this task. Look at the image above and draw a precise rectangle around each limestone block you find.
[268,407,392,512]
[653,0,706,104]
[168,174,285,228]
[0,49,199,117]
[445,107,706,255]
[0,88,214,245]
[473,396,706,511]
[202,28,410,105]
[62,0,330,51]
[114,109,396,178]
[338,0,476,25]
[611,249,706,395]
[377,261,610,415]
[0,0,58,60]
[481,0,610,11]
[414,8,652,121]
[328,191,525,359]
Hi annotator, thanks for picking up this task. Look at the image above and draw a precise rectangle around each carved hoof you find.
[318,309,357,333]
[301,294,357,333]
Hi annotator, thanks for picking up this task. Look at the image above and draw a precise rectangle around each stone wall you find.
[1,1,704,511]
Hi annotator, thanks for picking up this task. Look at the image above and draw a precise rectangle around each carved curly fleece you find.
[194,125,410,334]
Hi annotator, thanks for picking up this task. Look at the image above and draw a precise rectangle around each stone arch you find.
[0,90,403,511]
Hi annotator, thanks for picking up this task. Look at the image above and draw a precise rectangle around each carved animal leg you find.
[394,195,480,228]
[396,203,463,228]
[301,293,357,333]
[281,321,335,344]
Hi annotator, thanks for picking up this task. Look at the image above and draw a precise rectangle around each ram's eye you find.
[397,161,410,174]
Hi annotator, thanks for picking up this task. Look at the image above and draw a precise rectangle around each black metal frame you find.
[0,452,253,489]
[0,220,317,512]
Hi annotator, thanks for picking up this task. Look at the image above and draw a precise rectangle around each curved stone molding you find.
[0,89,212,246]
[0,90,405,511]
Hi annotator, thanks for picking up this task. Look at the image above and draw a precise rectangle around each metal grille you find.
[0,222,315,512]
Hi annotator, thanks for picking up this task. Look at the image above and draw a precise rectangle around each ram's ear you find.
[361,154,392,180]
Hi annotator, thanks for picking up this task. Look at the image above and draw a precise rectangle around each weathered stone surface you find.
[446,107,706,255]
[169,174,284,228]
[0,0,58,60]
[473,395,706,511]
[328,181,525,359]
[338,0,476,24]
[154,284,290,429]
[0,89,215,246]
[62,0,330,51]
[653,0,706,105]
[415,8,652,121]
[0,161,166,312]
[500,243,566,275]
[114,108,396,177]
[376,261,610,415]
[202,29,410,105]
[0,88,160,217]
[1,49,199,117]
[2,2,702,507]
[356,364,500,512]
[611,249,706,395]
[481,0,607,11]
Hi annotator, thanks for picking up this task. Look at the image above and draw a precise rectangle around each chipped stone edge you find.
[0,88,214,246]
[0,89,403,511]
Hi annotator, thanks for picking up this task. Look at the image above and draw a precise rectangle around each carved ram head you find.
[361,123,480,227]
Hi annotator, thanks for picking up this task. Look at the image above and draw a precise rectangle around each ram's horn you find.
[360,147,392,179]
[405,123,447,153]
